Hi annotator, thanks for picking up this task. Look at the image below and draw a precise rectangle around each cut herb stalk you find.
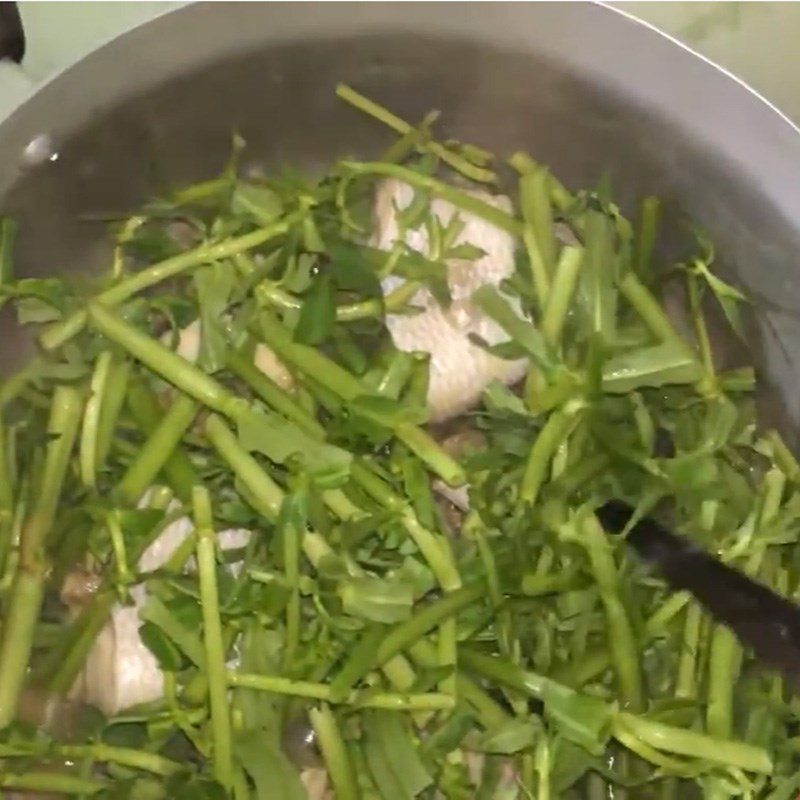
[115,393,198,504]
[125,377,199,502]
[310,704,361,800]
[193,487,233,788]
[0,384,83,728]
[40,211,301,351]
[257,311,465,486]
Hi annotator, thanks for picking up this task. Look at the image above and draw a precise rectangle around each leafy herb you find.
[0,85,794,800]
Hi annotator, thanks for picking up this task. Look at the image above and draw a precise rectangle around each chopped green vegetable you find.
[0,85,793,800]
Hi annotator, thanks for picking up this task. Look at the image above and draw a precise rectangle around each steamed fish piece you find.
[372,178,527,422]
[73,512,250,716]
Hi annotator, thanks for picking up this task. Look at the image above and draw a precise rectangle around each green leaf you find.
[194,261,237,372]
[540,681,612,756]
[235,728,307,800]
[326,240,383,297]
[139,594,206,668]
[602,341,704,393]
[446,243,486,261]
[339,576,414,624]
[482,380,529,416]
[481,718,538,754]
[362,710,433,799]
[237,406,351,487]
[348,393,428,431]
[138,621,185,672]
[231,182,284,226]
[394,249,451,309]
[16,297,63,324]
[295,274,336,345]
[691,257,748,339]
[472,284,553,371]
[0,277,72,318]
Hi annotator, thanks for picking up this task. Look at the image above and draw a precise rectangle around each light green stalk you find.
[40,213,299,351]
[194,487,233,788]
[0,385,83,728]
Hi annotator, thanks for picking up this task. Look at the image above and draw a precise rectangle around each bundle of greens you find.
[0,84,798,800]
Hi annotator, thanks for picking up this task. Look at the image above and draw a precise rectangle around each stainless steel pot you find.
[0,2,798,439]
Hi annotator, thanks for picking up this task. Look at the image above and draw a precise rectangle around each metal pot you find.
[0,2,798,437]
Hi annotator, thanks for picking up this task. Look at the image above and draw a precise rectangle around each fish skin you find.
[372,179,527,423]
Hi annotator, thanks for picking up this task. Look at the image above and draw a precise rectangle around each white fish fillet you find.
[372,179,527,422]
[76,511,250,716]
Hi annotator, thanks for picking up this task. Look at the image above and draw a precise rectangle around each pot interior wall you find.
[0,24,798,438]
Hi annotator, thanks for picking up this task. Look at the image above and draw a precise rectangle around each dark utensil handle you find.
[0,2,24,64]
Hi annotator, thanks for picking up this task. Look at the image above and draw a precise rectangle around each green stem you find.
[518,402,582,508]
[635,196,660,278]
[332,583,485,695]
[40,213,298,351]
[688,273,716,381]
[508,152,573,210]
[79,349,114,488]
[459,647,549,700]
[0,217,17,283]
[394,422,466,487]
[125,378,199,502]
[0,422,14,515]
[88,302,241,416]
[583,513,644,711]
[336,83,496,183]
[95,357,131,470]
[339,161,522,236]
[258,312,464,485]
[226,346,324,438]
[204,414,283,521]
[706,625,740,739]
[520,167,557,277]
[376,583,484,667]
[337,279,422,321]
[281,495,302,672]
[257,278,421,322]
[0,385,82,728]
[0,772,106,794]
[615,713,771,774]
[115,393,198,504]
[194,487,233,789]
[229,672,452,711]
[57,743,182,776]
[309,704,361,800]
[0,356,44,409]
[541,246,583,347]
[204,415,334,567]
[618,272,692,352]
[398,508,462,591]
[675,602,702,699]
[258,311,364,399]
[456,674,511,730]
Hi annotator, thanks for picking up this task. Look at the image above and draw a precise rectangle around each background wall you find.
[1,2,799,124]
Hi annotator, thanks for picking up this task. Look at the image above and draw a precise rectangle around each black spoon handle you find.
[596,501,800,684]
